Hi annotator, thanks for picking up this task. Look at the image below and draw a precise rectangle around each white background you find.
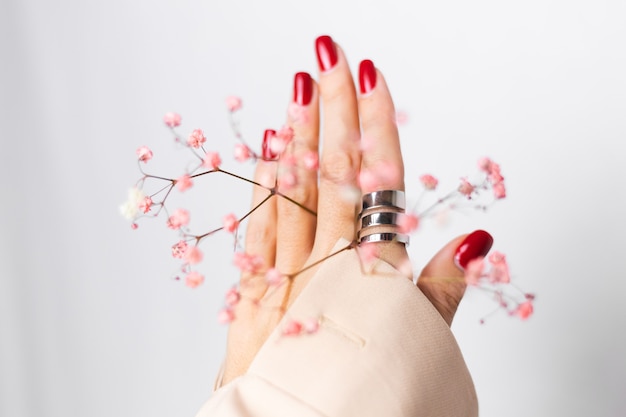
[1,0,625,416]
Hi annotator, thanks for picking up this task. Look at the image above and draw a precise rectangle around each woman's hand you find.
[221,35,493,385]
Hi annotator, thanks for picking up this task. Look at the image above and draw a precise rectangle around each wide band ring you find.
[359,232,410,246]
[360,212,400,230]
[361,190,405,213]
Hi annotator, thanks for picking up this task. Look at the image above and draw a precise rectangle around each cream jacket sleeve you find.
[195,239,478,417]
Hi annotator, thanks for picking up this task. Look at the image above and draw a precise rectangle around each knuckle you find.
[320,150,359,185]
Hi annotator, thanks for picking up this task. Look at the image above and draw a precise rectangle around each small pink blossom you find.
[303,151,319,170]
[218,308,235,324]
[358,162,401,193]
[398,213,419,234]
[185,271,204,288]
[136,146,153,163]
[223,213,239,233]
[419,174,439,190]
[202,152,221,170]
[171,240,189,259]
[395,110,409,126]
[488,251,510,283]
[163,112,182,128]
[226,96,242,112]
[287,102,308,123]
[283,319,303,336]
[493,181,506,199]
[167,208,190,230]
[224,287,241,307]
[515,301,534,320]
[269,127,293,155]
[358,242,379,264]
[184,246,203,265]
[131,223,138,230]
[458,178,475,197]
[265,268,283,286]
[138,196,153,214]
[276,125,294,142]
[303,317,320,334]
[187,129,206,148]
[464,257,485,285]
[478,157,493,173]
[175,174,193,192]
[234,144,252,162]
[278,170,297,190]
[233,252,264,274]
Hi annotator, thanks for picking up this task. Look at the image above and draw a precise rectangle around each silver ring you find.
[359,232,410,246]
[360,212,400,230]
[362,190,405,212]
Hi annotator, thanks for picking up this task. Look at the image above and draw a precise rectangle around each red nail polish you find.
[454,230,494,269]
[359,59,377,94]
[293,72,313,106]
[262,129,278,160]
[315,35,338,71]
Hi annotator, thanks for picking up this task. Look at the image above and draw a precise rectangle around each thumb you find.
[417,230,493,326]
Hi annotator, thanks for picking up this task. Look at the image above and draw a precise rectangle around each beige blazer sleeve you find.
[195,239,478,417]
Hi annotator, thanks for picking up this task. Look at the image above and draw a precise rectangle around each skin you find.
[222,39,470,385]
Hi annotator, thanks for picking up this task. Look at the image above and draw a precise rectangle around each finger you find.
[357,60,404,193]
[357,59,408,265]
[417,230,494,326]
[242,151,277,295]
[312,35,362,255]
[275,72,319,274]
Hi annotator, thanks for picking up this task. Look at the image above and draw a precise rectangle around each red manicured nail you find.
[454,230,494,270]
[315,35,338,71]
[293,72,313,106]
[359,59,377,94]
[262,129,277,160]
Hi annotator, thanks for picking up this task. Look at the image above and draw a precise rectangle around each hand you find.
[221,35,493,385]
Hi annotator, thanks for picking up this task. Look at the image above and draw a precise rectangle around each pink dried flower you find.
[223,213,239,233]
[234,143,252,162]
[167,208,190,230]
[184,246,203,265]
[175,174,193,192]
[419,174,439,190]
[458,178,475,197]
[395,110,409,126]
[224,287,241,307]
[233,252,264,274]
[226,96,242,112]
[303,317,320,334]
[488,163,504,184]
[303,151,319,170]
[464,257,485,286]
[187,129,206,148]
[478,157,493,173]
[171,240,189,259]
[515,301,534,320]
[278,170,297,190]
[269,130,292,155]
[398,213,419,234]
[136,146,153,163]
[358,242,379,264]
[131,223,138,230]
[138,196,153,214]
[265,268,283,286]
[283,319,303,336]
[185,271,204,288]
[488,251,510,283]
[163,112,182,128]
[218,308,235,324]
[202,152,221,170]
[287,102,308,123]
[493,181,506,199]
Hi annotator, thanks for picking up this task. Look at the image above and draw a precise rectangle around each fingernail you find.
[454,230,494,270]
[315,35,338,71]
[293,72,313,106]
[358,59,377,94]
[262,129,278,160]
